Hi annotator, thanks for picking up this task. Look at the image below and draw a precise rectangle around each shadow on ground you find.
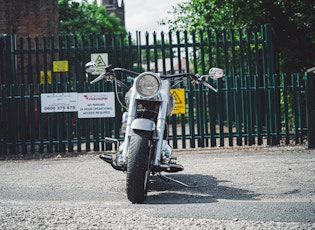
[145,173,260,204]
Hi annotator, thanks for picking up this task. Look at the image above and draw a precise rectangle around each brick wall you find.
[0,0,59,85]
[0,0,59,36]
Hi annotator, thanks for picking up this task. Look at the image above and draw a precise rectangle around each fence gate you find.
[0,24,308,159]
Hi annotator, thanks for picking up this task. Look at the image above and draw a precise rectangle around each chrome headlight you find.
[135,72,161,98]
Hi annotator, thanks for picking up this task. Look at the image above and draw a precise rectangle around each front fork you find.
[152,101,168,166]
[117,100,168,168]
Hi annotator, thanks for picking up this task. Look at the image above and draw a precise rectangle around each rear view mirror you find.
[209,68,224,80]
[85,61,97,73]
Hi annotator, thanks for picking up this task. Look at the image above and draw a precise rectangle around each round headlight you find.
[135,72,161,98]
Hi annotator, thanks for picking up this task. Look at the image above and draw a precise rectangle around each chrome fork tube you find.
[152,101,167,166]
[118,92,137,164]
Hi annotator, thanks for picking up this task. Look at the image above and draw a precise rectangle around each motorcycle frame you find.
[118,79,171,168]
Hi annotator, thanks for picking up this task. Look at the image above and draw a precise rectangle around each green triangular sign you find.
[95,55,106,66]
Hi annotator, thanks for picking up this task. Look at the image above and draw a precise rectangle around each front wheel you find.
[126,130,151,203]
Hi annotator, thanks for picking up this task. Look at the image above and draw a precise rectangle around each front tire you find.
[126,130,151,203]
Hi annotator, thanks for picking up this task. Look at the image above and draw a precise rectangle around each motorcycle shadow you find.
[145,174,260,204]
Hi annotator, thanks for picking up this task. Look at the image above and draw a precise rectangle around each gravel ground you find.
[0,145,314,229]
[1,203,314,230]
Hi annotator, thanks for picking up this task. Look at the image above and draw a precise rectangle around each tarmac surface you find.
[0,145,314,229]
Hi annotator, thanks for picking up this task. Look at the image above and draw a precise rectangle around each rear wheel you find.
[126,130,151,203]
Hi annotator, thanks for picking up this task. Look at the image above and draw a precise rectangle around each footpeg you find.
[158,163,184,173]
[168,163,184,172]
[105,137,119,143]
[100,154,113,164]
[100,154,126,172]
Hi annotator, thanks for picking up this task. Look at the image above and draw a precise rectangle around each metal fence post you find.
[306,67,315,149]
[264,24,280,145]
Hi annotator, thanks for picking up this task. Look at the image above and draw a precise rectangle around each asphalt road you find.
[0,146,314,229]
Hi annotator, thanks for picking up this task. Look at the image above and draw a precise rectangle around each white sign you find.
[77,92,115,118]
[91,53,108,75]
[41,93,78,113]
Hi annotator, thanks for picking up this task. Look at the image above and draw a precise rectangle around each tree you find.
[58,0,126,36]
[167,0,315,73]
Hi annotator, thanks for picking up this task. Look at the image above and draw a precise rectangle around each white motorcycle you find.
[85,61,223,203]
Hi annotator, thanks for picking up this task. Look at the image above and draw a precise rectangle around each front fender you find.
[131,118,155,131]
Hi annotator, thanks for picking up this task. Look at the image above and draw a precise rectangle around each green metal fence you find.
[0,24,309,158]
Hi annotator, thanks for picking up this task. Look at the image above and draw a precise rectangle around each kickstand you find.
[157,173,197,188]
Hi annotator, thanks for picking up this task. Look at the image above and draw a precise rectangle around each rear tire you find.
[126,130,151,203]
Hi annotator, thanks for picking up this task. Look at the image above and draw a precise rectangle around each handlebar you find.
[85,62,222,93]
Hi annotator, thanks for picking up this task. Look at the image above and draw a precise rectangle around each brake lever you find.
[194,74,218,93]
[90,73,106,84]
[202,81,218,93]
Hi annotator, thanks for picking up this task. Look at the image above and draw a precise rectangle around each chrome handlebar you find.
[85,61,223,93]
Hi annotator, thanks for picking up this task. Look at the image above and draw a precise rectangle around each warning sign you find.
[40,70,52,84]
[170,88,186,114]
[53,60,68,72]
[91,53,108,75]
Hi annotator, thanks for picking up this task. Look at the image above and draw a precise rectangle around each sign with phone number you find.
[41,92,115,119]
[41,93,78,113]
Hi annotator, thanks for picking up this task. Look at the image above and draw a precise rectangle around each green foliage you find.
[167,0,315,73]
[141,39,175,63]
[58,0,126,36]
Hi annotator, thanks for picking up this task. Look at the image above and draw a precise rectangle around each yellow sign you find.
[53,60,68,72]
[170,88,186,114]
[40,71,52,84]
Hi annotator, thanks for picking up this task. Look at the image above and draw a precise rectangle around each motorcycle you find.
[85,61,224,203]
